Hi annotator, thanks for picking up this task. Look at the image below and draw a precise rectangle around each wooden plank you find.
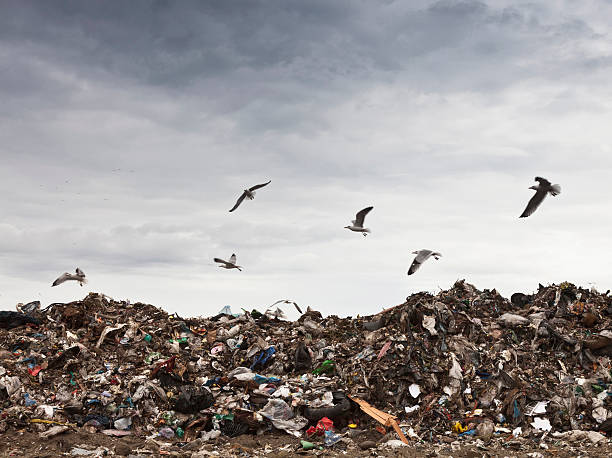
[389,418,410,445]
[348,396,409,444]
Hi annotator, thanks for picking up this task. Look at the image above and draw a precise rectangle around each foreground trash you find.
[0,280,611,456]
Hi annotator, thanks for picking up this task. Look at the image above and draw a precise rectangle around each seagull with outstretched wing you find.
[52,268,87,287]
[214,254,242,271]
[520,177,561,218]
[344,206,373,236]
[407,250,442,275]
[229,180,271,212]
[271,299,303,314]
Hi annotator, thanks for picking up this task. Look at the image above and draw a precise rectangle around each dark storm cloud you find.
[1,0,606,150]
[1,0,354,84]
[2,1,598,95]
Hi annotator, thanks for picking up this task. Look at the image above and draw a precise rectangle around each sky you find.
[1,0,611,318]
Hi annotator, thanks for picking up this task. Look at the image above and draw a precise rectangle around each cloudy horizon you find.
[1,0,611,318]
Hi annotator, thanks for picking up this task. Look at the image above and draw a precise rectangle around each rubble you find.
[1,280,612,456]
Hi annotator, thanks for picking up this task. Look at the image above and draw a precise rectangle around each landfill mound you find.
[1,280,612,456]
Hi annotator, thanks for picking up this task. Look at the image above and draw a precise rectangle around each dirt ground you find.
[0,430,610,457]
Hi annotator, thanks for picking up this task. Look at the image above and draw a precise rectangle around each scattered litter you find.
[552,430,606,444]
[531,417,552,432]
[0,281,610,455]
[39,425,70,438]
[408,383,421,398]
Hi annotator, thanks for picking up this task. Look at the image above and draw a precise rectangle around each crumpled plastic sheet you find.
[258,399,308,436]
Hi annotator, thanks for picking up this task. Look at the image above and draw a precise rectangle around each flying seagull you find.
[345,206,373,236]
[214,254,242,271]
[408,250,442,275]
[271,299,303,314]
[229,180,271,212]
[520,177,561,218]
[52,268,87,287]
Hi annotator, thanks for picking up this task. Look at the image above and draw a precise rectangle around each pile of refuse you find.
[1,280,612,454]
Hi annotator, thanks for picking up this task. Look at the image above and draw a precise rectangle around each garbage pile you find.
[1,280,612,454]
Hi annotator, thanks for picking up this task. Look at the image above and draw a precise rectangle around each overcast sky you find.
[1,0,611,318]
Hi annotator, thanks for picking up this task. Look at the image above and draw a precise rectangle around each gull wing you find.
[520,188,547,218]
[407,258,422,275]
[76,267,85,276]
[271,299,302,314]
[415,249,433,262]
[229,254,237,264]
[52,272,70,287]
[407,250,433,275]
[354,206,373,227]
[213,257,229,266]
[229,192,247,212]
[249,180,271,192]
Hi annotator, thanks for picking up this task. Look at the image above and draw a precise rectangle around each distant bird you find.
[520,177,561,218]
[229,180,271,212]
[214,254,242,271]
[52,268,87,287]
[345,206,373,236]
[265,307,287,320]
[408,250,442,275]
[271,299,303,314]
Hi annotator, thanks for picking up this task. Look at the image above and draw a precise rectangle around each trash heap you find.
[1,280,612,454]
